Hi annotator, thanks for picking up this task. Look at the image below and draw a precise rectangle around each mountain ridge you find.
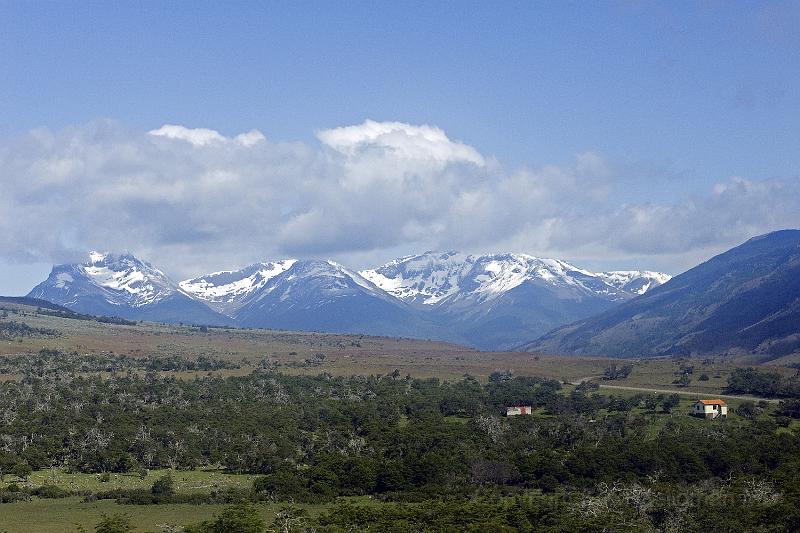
[28,252,232,325]
[524,230,800,360]
[26,250,671,349]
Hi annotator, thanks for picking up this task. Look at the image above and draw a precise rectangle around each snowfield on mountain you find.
[28,250,670,349]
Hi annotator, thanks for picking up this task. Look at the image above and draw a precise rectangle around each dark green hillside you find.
[526,230,800,359]
[0,296,73,313]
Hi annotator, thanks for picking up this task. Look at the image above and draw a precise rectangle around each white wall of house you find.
[692,401,727,419]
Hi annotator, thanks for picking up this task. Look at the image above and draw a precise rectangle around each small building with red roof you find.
[692,399,728,419]
[506,405,533,416]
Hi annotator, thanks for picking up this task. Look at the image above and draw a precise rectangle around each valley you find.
[1,299,799,531]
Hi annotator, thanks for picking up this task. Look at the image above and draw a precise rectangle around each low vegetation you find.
[1,303,799,531]
[725,366,800,398]
[0,352,798,531]
[0,320,59,340]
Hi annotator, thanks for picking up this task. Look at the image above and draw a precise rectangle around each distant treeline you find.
[35,308,137,326]
[0,349,239,376]
[0,320,59,340]
[726,367,800,398]
[1,300,138,327]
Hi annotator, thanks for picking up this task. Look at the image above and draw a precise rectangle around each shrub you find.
[185,504,265,533]
[94,513,134,533]
[11,463,32,481]
[151,473,175,498]
[32,485,71,498]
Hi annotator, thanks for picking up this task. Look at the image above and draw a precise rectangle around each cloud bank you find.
[1,119,799,280]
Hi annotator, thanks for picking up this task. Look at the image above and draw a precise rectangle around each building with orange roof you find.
[691,399,728,419]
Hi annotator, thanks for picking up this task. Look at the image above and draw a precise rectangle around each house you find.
[506,405,533,416]
[692,399,728,419]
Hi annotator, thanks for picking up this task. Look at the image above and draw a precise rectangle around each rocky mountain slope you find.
[525,230,800,360]
[28,252,231,325]
[360,252,669,349]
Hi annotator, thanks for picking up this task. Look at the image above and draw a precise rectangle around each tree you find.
[644,395,659,411]
[150,472,174,501]
[736,401,758,419]
[0,453,16,482]
[186,504,265,533]
[94,514,134,533]
[270,506,309,533]
[11,462,32,481]
[661,394,680,413]
[777,399,800,419]
[603,364,633,380]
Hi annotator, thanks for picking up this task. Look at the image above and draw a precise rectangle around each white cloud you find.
[148,124,266,147]
[317,119,485,165]
[0,119,798,287]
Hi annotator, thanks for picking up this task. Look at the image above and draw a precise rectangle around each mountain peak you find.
[28,252,231,325]
[179,259,297,309]
[31,251,177,309]
[359,251,658,306]
[597,271,673,295]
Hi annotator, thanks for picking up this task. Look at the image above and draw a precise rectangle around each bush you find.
[185,504,265,533]
[0,489,29,503]
[151,473,174,499]
[94,513,134,533]
[32,484,71,498]
[116,488,156,505]
[11,463,32,481]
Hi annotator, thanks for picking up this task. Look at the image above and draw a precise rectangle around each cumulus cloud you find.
[0,118,798,283]
[318,120,485,165]
[149,124,266,146]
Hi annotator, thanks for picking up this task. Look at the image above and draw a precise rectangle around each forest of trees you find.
[725,367,800,398]
[0,350,799,531]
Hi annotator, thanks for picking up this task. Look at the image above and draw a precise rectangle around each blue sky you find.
[1,1,799,294]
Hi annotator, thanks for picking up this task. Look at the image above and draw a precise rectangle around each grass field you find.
[0,302,619,382]
[3,301,796,389]
[24,468,257,495]
[1,469,322,532]
[0,497,290,533]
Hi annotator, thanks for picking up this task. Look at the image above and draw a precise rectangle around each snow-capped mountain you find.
[28,252,231,325]
[27,250,670,349]
[179,260,297,313]
[360,252,641,306]
[219,259,438,338]
[360,252,669,349]
[597,271,672,295]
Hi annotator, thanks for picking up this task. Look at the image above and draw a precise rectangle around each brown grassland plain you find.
[1,302,795,390]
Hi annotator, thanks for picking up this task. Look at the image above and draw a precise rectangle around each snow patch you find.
[180,260,297,302]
